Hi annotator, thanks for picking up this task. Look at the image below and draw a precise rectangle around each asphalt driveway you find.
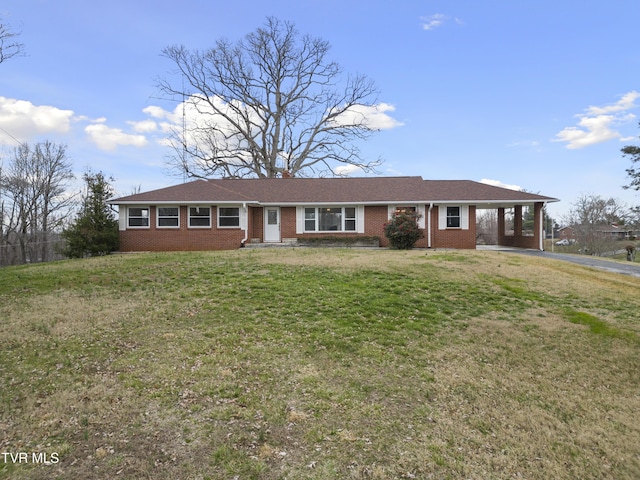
[485,247,640,278]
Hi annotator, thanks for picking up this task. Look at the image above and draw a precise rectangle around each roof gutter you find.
[240,202,249,248]
[109,200,255,205]
[427,202,433,248]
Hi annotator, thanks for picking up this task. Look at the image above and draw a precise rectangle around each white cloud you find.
[142,105,169,119]
[0,96,75,144]
[333,164,364,176]
[142,105,185,125]
[331,103,404,130]
[506,140,541,149]
[421,14,447,31]
[85,123,148,151]
[586,91,640,115]
[554,91,639,149]
[554,114,623,149]
[480,179,522,191]
[128,119,158,133]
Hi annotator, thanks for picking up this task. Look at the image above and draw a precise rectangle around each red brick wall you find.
[431,205,477,249]
[280,207,297,238]
[119,204,479,251]
[366,206,391,247]
[250,206,264,242]
[119,206,244,251]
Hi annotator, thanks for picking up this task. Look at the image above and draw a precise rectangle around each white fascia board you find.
[435,199,557,206]
[110,198,558,206]
[111,200,258,205]
[261,200,429,207]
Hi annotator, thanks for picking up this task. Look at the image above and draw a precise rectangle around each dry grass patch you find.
[422,314,640,479]
[1,249,639,479]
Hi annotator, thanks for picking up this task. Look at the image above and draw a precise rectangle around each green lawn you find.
[1,249,639,479]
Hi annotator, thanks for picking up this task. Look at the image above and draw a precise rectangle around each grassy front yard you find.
[1,249,639,479]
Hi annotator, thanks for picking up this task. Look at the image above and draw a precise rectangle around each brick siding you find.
[119,206,244,251]
[119,204,482,251]
[431,205,477,249]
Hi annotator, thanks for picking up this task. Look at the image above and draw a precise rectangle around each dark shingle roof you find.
[110,177,558,205]
[421,180,557,202]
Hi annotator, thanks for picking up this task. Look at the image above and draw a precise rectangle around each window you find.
[189,207,211,228]
[304,207,356,232]
[157,207,179,228]
[128,207,149,228]
[395,206,416,215]
[319,207,340,231]
[218,207,240,227]
[305,208,316,231]
[344,207,356,231]
[446,206,461,228]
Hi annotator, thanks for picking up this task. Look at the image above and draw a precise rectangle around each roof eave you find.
[434,198,560,205]
[109,198,560,206]
[108,200,257,205]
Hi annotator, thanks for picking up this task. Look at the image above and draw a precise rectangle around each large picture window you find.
[157,207,179,228]
[218,207,240,227]
[304,207,356,232]
[128,207,149,228]
[189,207,211,228]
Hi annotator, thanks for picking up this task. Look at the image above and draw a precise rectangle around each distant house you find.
[108,176,559,251]
[558,224,636,243]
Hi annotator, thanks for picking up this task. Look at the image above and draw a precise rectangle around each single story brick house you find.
[108,176,559,251]
[558,224,637,242]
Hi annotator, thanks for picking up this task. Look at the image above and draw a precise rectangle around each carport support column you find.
[534,202,544,251]
[497,207,506,246]
[514,205,523,238]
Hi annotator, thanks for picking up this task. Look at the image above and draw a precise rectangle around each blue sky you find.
[1,0,639,220]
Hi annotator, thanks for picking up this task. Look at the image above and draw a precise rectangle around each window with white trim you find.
[218,207,240,227]
[395,206,416,215]
[304,208,316,231]
[189,206,211,228]
[446,206,461,228]
[157,207,179,228]
[303,207,356,232]
[344,207,356,231]
[128,207,149,228]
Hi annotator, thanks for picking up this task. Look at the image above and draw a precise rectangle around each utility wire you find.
[0,126,26,146]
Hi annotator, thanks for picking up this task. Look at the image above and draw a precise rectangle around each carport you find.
[423,180,558,252]
[476,201,549,251]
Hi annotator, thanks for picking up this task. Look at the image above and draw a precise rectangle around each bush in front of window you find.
[298,236,380,247]
[383,212,424,249]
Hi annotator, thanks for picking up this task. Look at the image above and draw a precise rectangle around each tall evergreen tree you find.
[622,121,640,191]
[61,171,119,258]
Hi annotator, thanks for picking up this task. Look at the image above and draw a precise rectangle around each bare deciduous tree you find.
[563,194,631,255]
[476,209,498,245]
[0,17,25,64]
[0,141,75,265]
[158,17,386,178]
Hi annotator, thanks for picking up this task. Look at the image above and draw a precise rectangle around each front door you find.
[264,207,281,242]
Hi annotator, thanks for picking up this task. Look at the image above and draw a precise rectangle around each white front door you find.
[264,207,281,242]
